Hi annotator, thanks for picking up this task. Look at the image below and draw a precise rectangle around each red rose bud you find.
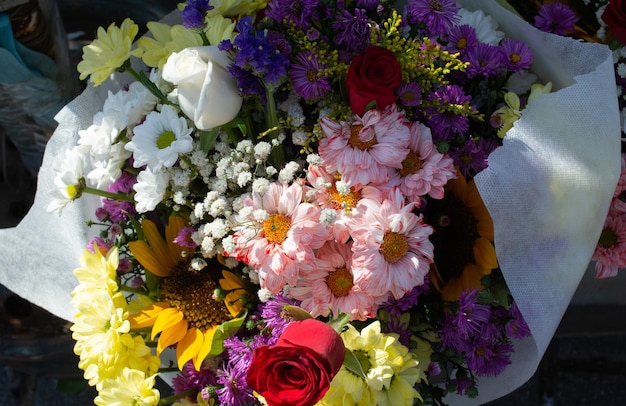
[345,46,402,116]
[602,0,626,45]
[246,319,346,406]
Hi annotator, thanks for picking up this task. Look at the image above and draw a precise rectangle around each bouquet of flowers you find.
[0,0,620,405]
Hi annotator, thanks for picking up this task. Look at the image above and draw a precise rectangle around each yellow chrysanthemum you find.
[427,172,498,302]
[129,215,247,371]
[208,0,269,17]
[72,245,119,296]
[94,368,160,406]
[319,321,423,406]
[135,22,203,69]
[77,18,139,86]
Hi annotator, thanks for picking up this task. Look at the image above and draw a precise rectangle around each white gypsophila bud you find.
[201,236,215,254]
[306,154,324,166]
[233,162,250,176]
[208,218,229,239]
[305,189,318,201]
[190,257,207,271]
[292,130,308,146]
[209,198,228,217]
[194,202,205,219]
[246,267,259,285]
[222,235,236,254]
[171,169,191,187]
[236,139,254,154]
[254,141,272,160]
[212,178,228,194]
[237,171,252,188]
[257,288,274,303]
[253,209,269,223]
[252,177,270,194]
[191,230,203,245]
[320,208,337,225]
[237,206,254,221]
[265,166,278,176]
[222,257,238,269]
[336,180,351,195]
[173,191,186,205]
[279,161,300,183]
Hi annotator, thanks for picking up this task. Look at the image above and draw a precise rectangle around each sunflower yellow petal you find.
[152,307,185,340]
[128,240,170,277]
[176,328,204,370]
[193,328,217,371]
[142,219,178,270]
[165,215,187,259]
[157,318,188,354]
[473,237,498,270]
[129,302,169,329]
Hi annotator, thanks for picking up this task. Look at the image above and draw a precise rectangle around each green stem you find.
[265,87,285,167]
[199,30,210,46]
[158,388,196,405]
[124,66,173,106]
[83,186,134,202]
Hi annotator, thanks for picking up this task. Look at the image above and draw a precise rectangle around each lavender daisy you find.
[448,137,489,179]
[333,8,371,54]
[397,82,423,107]
[445,24,478,55]
[172,361,217,400]
[464,42,502,78]
[406,0,459,35]
[266,0,321,30]
[424,84,473,140]
[216,362,256,406]
[534,2,579,36]
[499,38,533,72]
[290,51,332,101]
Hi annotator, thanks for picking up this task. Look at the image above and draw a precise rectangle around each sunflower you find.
[424,171,498,301]
[128,215,247,370]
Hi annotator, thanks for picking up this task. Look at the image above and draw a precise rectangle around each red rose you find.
[246,319,346,406]
[603,0,626,45]
[345,46,402,116]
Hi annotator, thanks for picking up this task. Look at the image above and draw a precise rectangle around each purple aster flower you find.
[382,316,411,347]
[86,236,111,253]
[448,137,489,179]
[333,8,371,54]
[117,257,133,273]
[216,362,255,406]
[445,24,478,55]
[95,207,108,221]
[467,339,514,377]
[534,2,579,36]
[428,361,442,376]
[102,171,137,222]
[266,0,320,30]
[499,38,533,73]
[456,289,491,337]
[180,0,213,29]
[381,278,429,316]
[406,0,459,36]
[505,302,531,339]
[290,51,332,101]
[223,336,253,370]
[397,82,423,107]
[424,84,473,140]
[172,361,217,399]
[464,43,502,78]
[258,293,299,338]
[173,226,198,248]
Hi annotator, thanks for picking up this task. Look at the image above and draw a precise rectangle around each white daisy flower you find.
[125,104,193,172]
[87,143,131,189]
[47,146,87,215]
[133,168,170,213]
[457,8,504,45]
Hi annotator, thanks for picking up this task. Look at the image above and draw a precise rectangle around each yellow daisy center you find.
[457,37,467,50]
[67,184,80,200]
[348,125,377,150]
[328,184,361,211]
[399,151,423,177]
[263,214,291,244]
[162,265,230,331]
[326,267,354,297]
[510,53,521,63]
[380,232,409,263]
[157,130,176,149]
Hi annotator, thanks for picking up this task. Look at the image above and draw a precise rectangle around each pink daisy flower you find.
[318,106,411,188]
[388,121,457,200]
[610,153,626,214]
[348,188,434,299]
[592,211,626,279]
[228,182,331,292]
[306,163,383,243]
[289,241,384,321]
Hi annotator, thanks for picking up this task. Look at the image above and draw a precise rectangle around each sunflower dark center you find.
[162,263,230,331]
[424,195,479,280]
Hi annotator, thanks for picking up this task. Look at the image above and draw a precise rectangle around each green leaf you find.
[283,304,313,321]
[137,70,171,105]
[327,312,351,334]
[199,128,220,153]
[342,349,367,380]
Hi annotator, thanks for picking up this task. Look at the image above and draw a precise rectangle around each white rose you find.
[162,46,242,130]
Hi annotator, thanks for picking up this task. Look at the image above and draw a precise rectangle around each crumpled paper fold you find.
[0,1,620,404]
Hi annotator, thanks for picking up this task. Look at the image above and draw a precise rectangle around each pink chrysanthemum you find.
[228,182,330,292]
[610,153,626,214]
[348,188,434,299]
[592,211,626,279]
[289,241,384,321]
[318,106,411,188]
[388,121,457,200]
[306,163,384,243]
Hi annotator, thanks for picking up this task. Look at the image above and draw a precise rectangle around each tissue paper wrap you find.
[0,1,620,404]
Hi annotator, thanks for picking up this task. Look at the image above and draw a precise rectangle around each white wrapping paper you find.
[0,1,620,404]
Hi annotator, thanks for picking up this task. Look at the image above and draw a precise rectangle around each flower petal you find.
[157,318,189,354]
[152,307,185,340]
[129,302,169,329]
[176,327,204,370]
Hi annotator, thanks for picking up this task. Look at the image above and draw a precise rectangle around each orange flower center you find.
[348,125,377,150]
[162,264,230,331]
[457,37,467,50]
[326,267,354,297]
[399,151,423,177]
[328,184,361,211]
[380,232,408,263]
[263,214,291,244]
[510,53,521,63]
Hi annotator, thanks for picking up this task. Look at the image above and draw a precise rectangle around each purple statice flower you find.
[499,38,533,73]
[173,226,198,248]
[445,24,478,55]
[102,171,137,222]
[172,361,217,399]
[505,302,531,340]
[464,43,502,78]
[266,0,320,30]
[397,82,423,107]
[534,2,579,36]
[289,51,332,101]
[448,137,489,179]
[180,0,213,29]
[216,362,256,406]
[424,84,472,140]
[332,8,371,54]
[381,277,430,317]
[406,0,459,36]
